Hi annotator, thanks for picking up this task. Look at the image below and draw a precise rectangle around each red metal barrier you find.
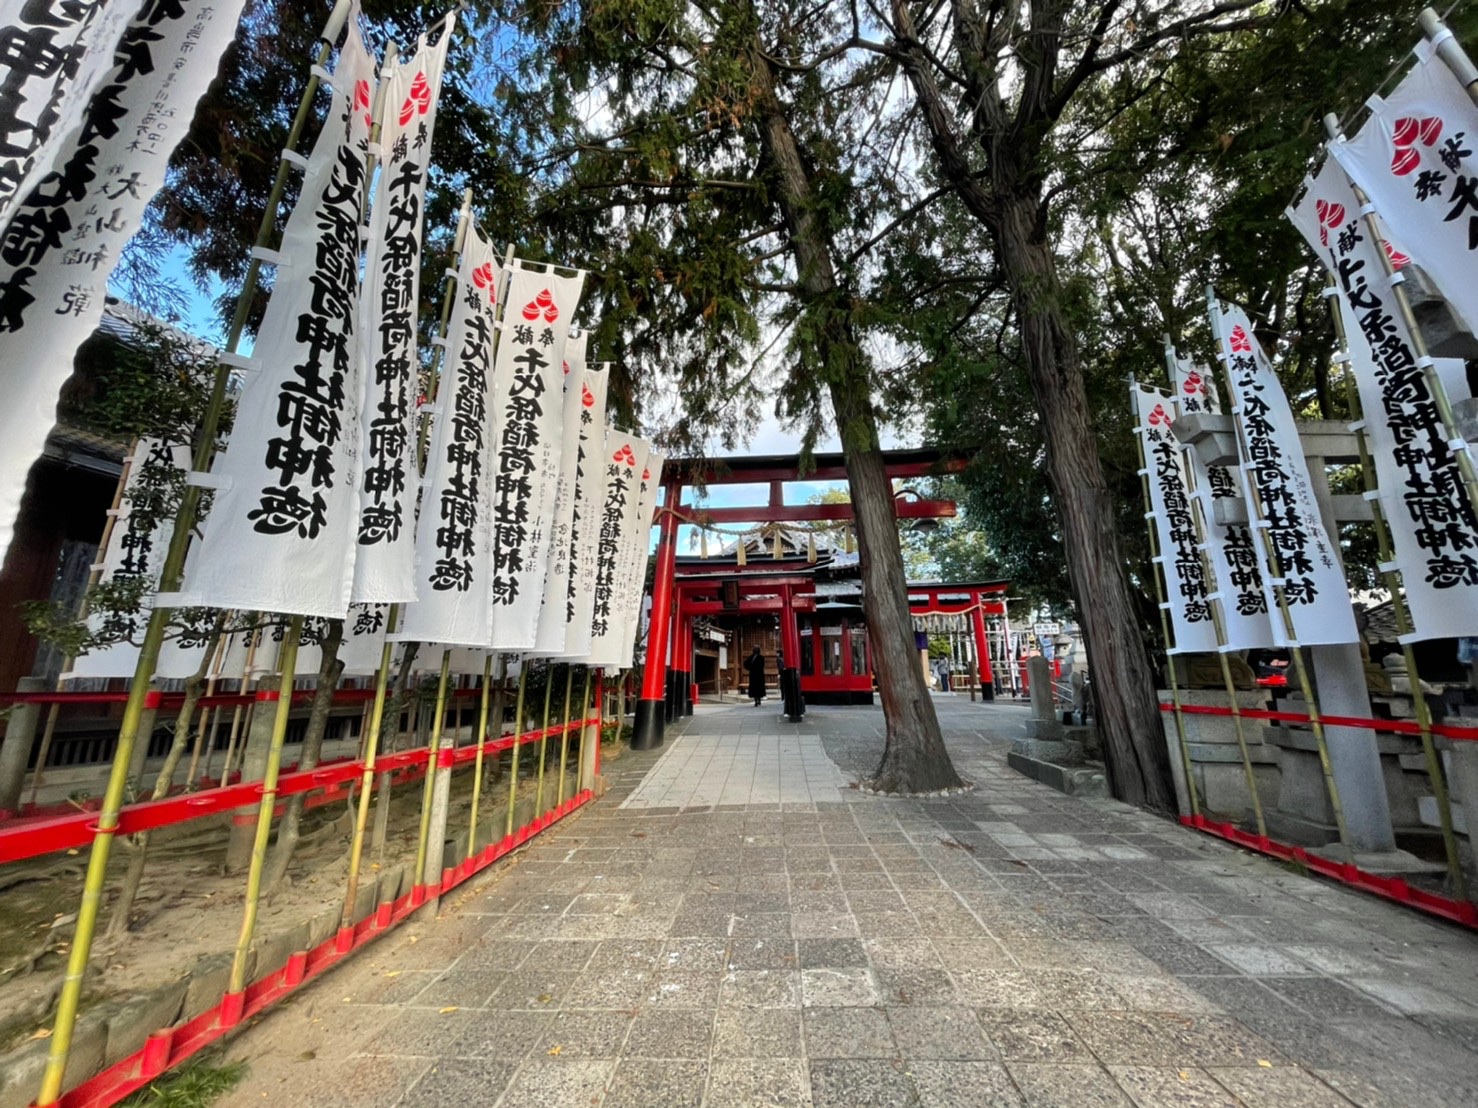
[1158,699,1478,742]
[0,685,491,710]
[0,717,599,864]
[50,790,596,1108]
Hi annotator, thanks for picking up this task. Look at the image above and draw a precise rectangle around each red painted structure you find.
[632,449,973,748]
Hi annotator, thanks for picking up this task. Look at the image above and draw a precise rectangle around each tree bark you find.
[747,33,964,793]
[264,619,344,898]
[888,2,1174,811]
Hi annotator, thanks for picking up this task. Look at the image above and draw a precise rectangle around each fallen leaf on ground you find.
[29,1028,52,1041]
[439,1006,459,1014]
[547,1045,563,1056]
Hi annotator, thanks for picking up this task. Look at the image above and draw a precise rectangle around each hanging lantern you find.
[773,527,783,560]
[844,527,855,554]
[737,534,747,565]
[701,529,709,559]
[806,532,816,563]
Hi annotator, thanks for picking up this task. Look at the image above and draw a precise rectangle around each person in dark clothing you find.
[745,646,766,706]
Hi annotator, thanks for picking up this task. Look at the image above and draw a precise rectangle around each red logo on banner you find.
[1148,403,1169,427]
[581,383,595,408]
[1314,198,1345,246]
[614,444,636,464]
[1182,370,1202,396]
[1229,325,1252,354]
[354,79,372,128]
[562,360,570,375]
[471,262,495,303]
[521,289,559,323]
[1384,242,1411,269]
[1391,115,1442,175]
[642,468,651,481]
[398,71,431,127]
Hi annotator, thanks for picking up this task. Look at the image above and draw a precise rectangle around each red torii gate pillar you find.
[634,479,682,750]
[971,593,995,701]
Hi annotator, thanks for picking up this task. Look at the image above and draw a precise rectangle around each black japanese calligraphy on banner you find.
[486,264,586,650]
[1330,46,1478,352]
[68,438,212,680]
[351,23,454,605]
[397,223,499,648]
[532,332,590,655]
[1133,386,1218,654]
[1168,352,1273,648]
[579,432,649,667]
[0,0,137,234]
[183,23,375,619]
[619,452,665,663]
[1290,159,1478,641]
[1213,300,1357,647]
[555,362,609,660]
[0,0,249,564]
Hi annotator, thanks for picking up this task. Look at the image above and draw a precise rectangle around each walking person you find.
[745,645,766,707]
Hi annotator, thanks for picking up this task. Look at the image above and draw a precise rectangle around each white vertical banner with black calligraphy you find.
[486,264,586,650]
[0,0,249,565]
[1328,44,1478,336]
[397,223,499,646]
[0,0,138,235]
[532,332,589,655]
[184,23,375,617]
[556,361,610,660]
[1211,300,1357,646]
[1290,161,1478,641]
[67,439,209,680]
[620,451,664,663]
[1167,352,1274,650]
[580,431,649,667]
[1133,386,1219,654]
[351,18,454,603]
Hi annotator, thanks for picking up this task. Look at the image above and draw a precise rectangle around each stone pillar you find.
[226,677,279,873]
[0,676,45,813]
[1308,644,1397,854]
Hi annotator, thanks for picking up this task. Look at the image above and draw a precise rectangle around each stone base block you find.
[1010,737,1084,766]
[1006,751,1109,798]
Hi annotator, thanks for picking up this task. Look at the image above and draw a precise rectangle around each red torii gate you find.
[633,449,964,750]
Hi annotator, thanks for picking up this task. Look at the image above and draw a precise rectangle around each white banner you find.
[487,263,586,649]
[1167,352,1274,650]
[342,604,390,674]
[620,451,664,663]
[184,21,375,618]
[532,332,589,655]
[1133,386,1219,655]
[1290,160,1478,641]
[0,0,249,565]
[351,19,454,603]
[581,431,649,666]
[66,439,211,680]
[0,0,138,235]
[1211,300,1357,646]
[1328,44,1478,335]
[397,223,499,647]
[555,362,609,660]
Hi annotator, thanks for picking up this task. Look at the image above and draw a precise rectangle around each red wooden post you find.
[634,481,681,750]
[970,595,994,701]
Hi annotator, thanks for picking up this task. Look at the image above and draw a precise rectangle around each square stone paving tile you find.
[398,1057,520,1105]
[809,1058,920,1108]
[886,1007,992,1060]
[803,1007,896,1058]
[534,1009,634,1058]
[978,1009,1089,1062]
[800,966,880,1007]
[1005,1061,1133,1107]
[909,1060,1023,1107]
[495,1057,615,1108]
[712,1007,804,1058]
[705,1059,810,1107]
[720,968,802,1008]
[1207,1064,1355,1107]
[603,1059,707,1107]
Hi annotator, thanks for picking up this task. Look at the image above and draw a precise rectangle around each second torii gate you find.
[633,449,963,750]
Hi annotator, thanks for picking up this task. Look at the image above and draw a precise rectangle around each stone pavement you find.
[218,699,1478,1107]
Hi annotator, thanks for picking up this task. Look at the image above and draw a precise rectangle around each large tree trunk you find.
[748,35,964,793]
[264,619,345,898]
[991,192,1175,812]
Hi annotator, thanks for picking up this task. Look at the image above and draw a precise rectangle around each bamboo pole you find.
[412,650,452,889]
[183,625,230,787]
[1324,283,1468,898]
[1324,114,1478,515]
[1130,378,1202,821]
[467,654,497,860]
[534,664,555,816]
[36,12,349,1093]
[218,623,261,784]
[1421,8,1478,102]
[1161,339,1268,837]
[505,664,529,837]
[340,611,398,931]
[557,665,580,805]
[226,617,304,995]
[1208,287,1355,865]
